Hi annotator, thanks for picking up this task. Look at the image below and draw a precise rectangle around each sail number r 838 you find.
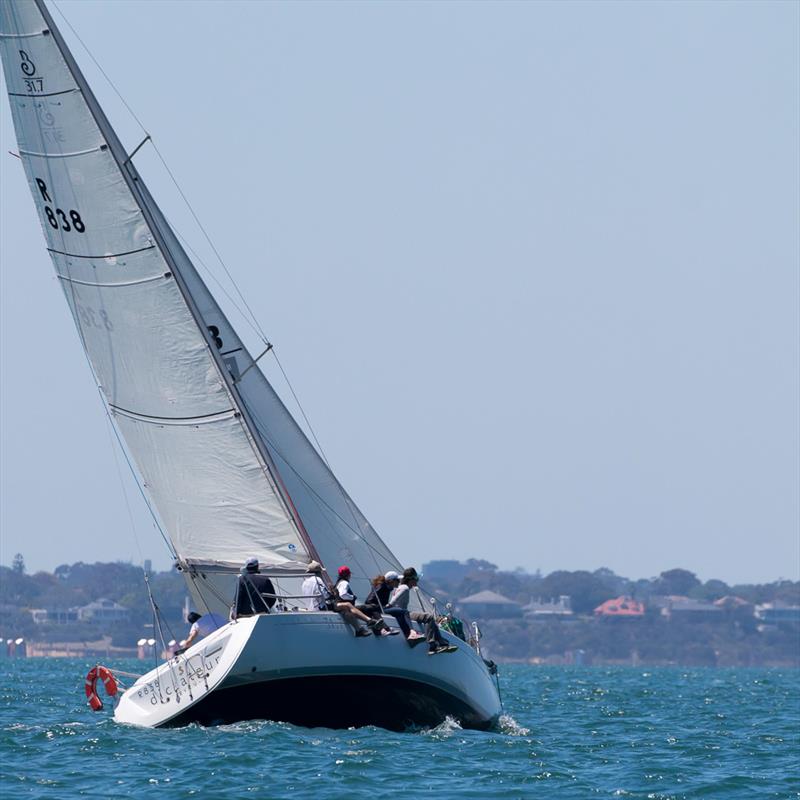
[35,178,86,233]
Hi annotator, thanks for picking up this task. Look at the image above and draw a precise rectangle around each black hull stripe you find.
[161,673,496,732]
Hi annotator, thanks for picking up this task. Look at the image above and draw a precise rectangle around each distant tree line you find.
[1,558,798,664]
[420,562,799,667]
[427,562,799,614]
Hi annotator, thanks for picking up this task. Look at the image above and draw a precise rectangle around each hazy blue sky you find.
[1,0,798,584]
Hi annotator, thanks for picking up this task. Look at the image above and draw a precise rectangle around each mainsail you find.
[0,0,404,600]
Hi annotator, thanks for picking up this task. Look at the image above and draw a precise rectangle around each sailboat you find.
[0,0,502,730]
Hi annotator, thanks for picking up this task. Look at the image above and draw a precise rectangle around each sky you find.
[1,0,798,585]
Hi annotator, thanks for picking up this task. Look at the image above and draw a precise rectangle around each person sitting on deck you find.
[383,570,425,644]
[387,568,456,655]
[335,565,394,637]
[357,574,400,636]
[233,557,277,618]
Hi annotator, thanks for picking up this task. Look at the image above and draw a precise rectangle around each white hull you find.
[114,613,502,730]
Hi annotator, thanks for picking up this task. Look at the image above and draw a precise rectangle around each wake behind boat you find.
[0,0,502,730]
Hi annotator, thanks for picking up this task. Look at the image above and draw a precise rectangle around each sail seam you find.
[48,245,156,259]
[57,272,167,288]
[19,144,103,158]
[109,404,235,425]
[9,88,78,98]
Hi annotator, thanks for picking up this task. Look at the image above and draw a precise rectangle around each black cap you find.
[187,612,201,623]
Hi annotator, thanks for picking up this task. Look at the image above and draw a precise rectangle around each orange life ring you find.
[84,665,118,711]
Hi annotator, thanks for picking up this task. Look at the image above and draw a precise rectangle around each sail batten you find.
[57,273,167,288]
[19,144,102,157]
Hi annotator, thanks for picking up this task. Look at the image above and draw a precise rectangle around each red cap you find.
[338,565,351,577]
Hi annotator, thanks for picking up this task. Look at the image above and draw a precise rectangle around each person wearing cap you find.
[233,557,277,618]
[388,568,456,655]
[302,561,333,611]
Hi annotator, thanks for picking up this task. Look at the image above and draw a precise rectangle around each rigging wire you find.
[147,138,269,343]
[250,413,397,575]
[50,1,147,134]
[99,393,176,560]
[54,238,175,562]
[102,413,142,557]
[270,350,333,470]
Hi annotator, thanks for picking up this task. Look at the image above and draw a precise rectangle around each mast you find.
[30,0,325,572]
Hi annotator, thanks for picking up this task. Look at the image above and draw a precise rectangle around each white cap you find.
[384,570,401,581]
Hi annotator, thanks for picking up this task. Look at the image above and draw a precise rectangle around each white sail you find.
[0,0,409,605]
[0,0,309,571]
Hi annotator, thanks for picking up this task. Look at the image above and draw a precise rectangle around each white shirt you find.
[336,578,355,603]
[188,613,226,641]
[389,584,410,609]
[302,575,329,611]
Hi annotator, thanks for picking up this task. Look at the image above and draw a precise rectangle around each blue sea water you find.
[1,660,798,799]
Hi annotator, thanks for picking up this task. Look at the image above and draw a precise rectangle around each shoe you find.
[407,632,426,647]
[385,628,400,635]
[355,629,372,637]
[377,628,394,636]
[429,644,458,655]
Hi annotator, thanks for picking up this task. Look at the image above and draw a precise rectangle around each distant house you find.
[754,603,800,627]
[77,598,130,623]
[524,596,573,618]
[30,608,79,625]
[660,596,722,622]
[594,596,645,618]
[713,595,752,611]
[458,590,522,619]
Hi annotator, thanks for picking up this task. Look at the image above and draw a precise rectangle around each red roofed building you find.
[594,596,645,618]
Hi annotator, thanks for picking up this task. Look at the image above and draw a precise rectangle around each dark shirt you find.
[365,581,391,608]
[235,572,276,616]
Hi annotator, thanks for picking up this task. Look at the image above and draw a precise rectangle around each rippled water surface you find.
[1,660,798,798]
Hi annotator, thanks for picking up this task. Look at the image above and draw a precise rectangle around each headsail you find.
[0,0,405,603]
